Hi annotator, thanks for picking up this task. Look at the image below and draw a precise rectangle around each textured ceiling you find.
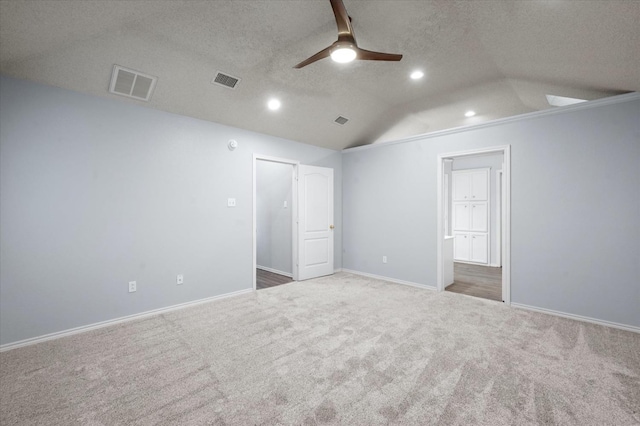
[1,0,638,151]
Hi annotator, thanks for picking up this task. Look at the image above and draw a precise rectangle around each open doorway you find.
[253,156,298,290]
[437,146,511,304]
[252,155,336,290]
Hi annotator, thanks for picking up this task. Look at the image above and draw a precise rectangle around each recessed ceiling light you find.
[465,110,476,117]
[267,98,281,111]
[410,70,424,80]
[330,47,357,64]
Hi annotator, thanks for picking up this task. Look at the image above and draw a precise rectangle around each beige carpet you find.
[1,272,639,425]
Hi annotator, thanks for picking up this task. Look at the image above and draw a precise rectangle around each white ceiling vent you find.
[212,71,240,89]
[334,116,349,125]
[109,65,157,101]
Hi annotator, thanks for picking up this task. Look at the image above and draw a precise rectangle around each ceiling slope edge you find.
[342,92,640,153]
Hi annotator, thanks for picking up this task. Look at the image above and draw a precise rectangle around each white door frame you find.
[436,145,511,304]
[494,169,503,267]
[253,154,300,290]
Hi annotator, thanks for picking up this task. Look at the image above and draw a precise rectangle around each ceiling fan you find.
[294,0,403,69]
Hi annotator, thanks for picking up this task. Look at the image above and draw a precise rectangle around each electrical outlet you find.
[382,256,387,264]
[128,281,137,293]
[227,198,236,207]
[177,274,184,285]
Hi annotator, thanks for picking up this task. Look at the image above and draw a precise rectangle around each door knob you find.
[330,225,335,230]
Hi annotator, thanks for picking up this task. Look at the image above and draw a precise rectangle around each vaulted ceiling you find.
[1,0,638,150]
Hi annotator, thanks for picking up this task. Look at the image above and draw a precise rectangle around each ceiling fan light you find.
[267,98,281,111]
[331,47,357,63]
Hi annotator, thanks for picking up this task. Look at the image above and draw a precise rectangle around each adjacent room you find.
[1,1,639,424]
[255,159,295,290]
[444,152,505,302]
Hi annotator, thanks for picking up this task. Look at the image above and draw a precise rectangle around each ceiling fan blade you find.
[329,0,354,38]
[355,47,403,62]
[294,45,333,69]
[294,0,403,68]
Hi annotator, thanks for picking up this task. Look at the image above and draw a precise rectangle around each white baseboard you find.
[0,288,253,353]
[256,265,293,278]
[511,302,639,334]
[334,268,343,273]
[342,269,436,291]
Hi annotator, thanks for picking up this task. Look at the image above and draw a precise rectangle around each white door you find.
[297,165,334,280]
[453,203,469,230]
[470,170,488,200]
[453,173,471,200]
[453,233,470,260]
[470,233,488,263]
[470,202,488,232]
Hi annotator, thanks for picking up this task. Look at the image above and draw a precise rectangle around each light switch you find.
[227,198,236,207]
[284,201,288,208]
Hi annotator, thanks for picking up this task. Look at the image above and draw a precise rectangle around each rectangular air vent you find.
[212,71,240,89]
[109,65,157,101]
[334,116,349,125]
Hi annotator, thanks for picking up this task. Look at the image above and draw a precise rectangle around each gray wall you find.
[256,160,293,275]
[343,96,640,328]
[452,153,504,265]
[0,76,342,345]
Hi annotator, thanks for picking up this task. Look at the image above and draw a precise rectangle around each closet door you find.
[453,202,470,230]
[470,202,488,232]
[470,170,488,200]
[470,233,488,263]
[451,168,490,265]
[454,233,470,260]
[453,173,471,200]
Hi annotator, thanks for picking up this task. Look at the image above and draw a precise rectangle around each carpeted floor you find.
[1,272,639,425]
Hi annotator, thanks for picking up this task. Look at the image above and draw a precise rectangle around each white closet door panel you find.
[453,173,471,200]
[453,202,469,230]
[470,202,488,232]
[470,233,488,264]
[454,233,470,260]
[471,170,488,200]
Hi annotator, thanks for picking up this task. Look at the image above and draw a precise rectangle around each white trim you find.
[502,147,511,304]
[342,92,640,153]
[334,268,343,273]
[256,265,293,278]
[511,303,640,334]
[0,288,253,352]
[454,259,498,267]
[342,269,436,291]
[253,154,300,291]
[493,169,503,267]
[443,173,449,236]
[437,145,511,305]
